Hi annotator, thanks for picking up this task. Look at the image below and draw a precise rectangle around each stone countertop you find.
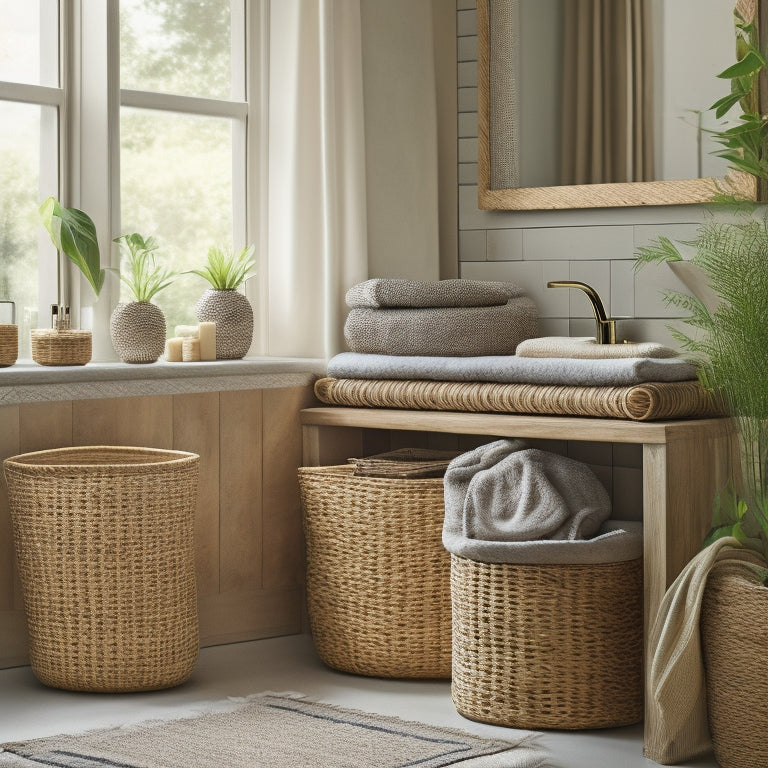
[0,357,327,406]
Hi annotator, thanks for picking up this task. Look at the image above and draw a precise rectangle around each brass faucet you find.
[546,281,617,344]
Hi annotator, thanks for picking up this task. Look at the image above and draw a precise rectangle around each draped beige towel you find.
[646,537,764,764]
[561,0,654,185]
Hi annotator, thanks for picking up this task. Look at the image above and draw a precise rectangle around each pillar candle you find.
[165,337,184,362]
[175,324,199,338]
[198,321,216,361]
[182,337,201,362]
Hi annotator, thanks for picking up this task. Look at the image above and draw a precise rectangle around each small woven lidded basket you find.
[298,463,451,678]
[0,324,18,367]
[31,328,92,366]
[3,446,200,693]
[451,553,644,730]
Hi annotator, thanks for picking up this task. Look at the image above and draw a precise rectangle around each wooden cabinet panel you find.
[173,393,220,598]
[18,402,72,453]
[262,387,317,590]
[0,406,20,612]
[73,396,173,448]
[219,390,263,593]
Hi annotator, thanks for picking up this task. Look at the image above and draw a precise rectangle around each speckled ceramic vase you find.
[110,301,167,364]
[195,288,253,360]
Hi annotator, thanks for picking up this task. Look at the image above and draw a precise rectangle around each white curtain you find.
[265,0,368,360]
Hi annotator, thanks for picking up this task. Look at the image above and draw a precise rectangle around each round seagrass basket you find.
[3,446,200,692]
[450,553,644,729]
[701,561,768,768]
[0,324,18,367]
[298,464,451,678]
[31,329,92,366]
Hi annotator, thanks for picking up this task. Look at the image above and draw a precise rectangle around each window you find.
[0,0,61,359]
[0,0,261,361]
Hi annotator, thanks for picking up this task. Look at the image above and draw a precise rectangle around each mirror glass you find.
[479,0,757,209]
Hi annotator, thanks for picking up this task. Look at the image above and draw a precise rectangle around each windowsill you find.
[0,357,327,406]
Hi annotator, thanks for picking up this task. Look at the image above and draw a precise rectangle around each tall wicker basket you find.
[3,446,200,693]
[450,553,644,730]
[298,464,451,678]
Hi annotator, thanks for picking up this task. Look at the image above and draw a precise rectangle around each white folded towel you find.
[326,352,697,386]
[516,336,679,359]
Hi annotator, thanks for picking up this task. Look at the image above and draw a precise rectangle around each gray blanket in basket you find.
[443,439,642,564]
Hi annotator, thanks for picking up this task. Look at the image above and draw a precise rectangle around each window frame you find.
[1,0,267,362]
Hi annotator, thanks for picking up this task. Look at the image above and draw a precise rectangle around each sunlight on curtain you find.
[266,0,368,359]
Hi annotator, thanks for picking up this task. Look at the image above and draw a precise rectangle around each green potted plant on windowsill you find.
[110,233,176,364]
[637,7,768,765]
[35,197,108,365]
[189,244,256,360]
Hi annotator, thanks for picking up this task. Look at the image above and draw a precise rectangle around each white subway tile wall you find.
[455,1,708,347]
[454,1,711,514]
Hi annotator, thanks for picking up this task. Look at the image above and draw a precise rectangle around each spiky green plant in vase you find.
[110,233,176,364]
[190,245,256,360]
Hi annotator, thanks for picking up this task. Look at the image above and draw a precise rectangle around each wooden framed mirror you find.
[477,0,759,210]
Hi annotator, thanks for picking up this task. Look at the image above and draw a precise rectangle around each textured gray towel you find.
[326,352,698,385]
[345,278,525,308]
[442,439,641,565]
[344,297,539,357]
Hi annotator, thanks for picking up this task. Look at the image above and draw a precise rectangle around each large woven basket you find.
[298,464,451,678]
[0,324,18,366]
[3,446,200,692]
[450,553,644,729]
[31,328,92,365]
[702,561,768,768]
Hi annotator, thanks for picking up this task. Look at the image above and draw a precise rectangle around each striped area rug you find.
[0,693,547,768]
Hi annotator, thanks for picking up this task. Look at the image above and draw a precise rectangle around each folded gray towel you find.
[326,352,698,385]
[344,297,539,357]
[442,439,641,565]
[345,279,525,308]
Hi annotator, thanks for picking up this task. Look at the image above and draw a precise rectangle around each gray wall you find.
[457,0,709,349]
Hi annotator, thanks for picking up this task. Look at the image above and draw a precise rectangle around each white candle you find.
[182,337,201,362]
[198,322,216,361]
[165,337,184,362]
[175,324,199,338]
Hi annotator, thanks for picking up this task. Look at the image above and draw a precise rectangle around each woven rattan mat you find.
[314,377,723,421]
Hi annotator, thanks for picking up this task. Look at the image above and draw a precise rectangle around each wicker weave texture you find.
[298,465,451,679]
[0,324,18,366]
[450,554,643,729]
[4,446,200,692]
[314,377,721,421]
[30,329,92,366]
[702,563,768,768]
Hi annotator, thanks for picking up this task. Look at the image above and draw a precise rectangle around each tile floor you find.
[0,634,719,768]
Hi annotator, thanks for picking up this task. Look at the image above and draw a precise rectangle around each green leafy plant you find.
[114,233,176,303]
[39,197,106,296]
[708,8,768,196]
[636,214,768,565]
[189,245,256,290]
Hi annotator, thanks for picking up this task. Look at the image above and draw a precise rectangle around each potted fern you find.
[110,233,176,363]
[35,198,108,365]
[637,8,768,765]
[189,245,256,359]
